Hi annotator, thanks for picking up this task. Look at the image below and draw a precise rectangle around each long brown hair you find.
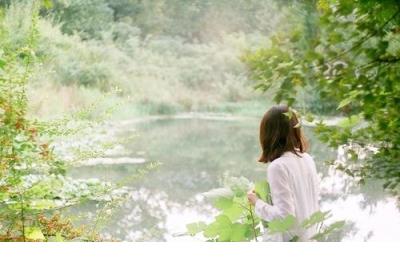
[258,105,307,163]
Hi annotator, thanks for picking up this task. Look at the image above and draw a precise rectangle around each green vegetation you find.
[1,0,399,242]
[0,0,288,120]
[0,0,284,242]
[0,1,133,241]
[186,177,345,242]
[244,0,400,196]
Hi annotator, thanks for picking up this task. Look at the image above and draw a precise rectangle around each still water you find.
[68,115,400,241]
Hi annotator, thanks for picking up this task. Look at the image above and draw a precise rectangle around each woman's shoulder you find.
[282,150,313,160]
[267,151,316,179]
[269,151,314,168]
[266,158,290,182]
[300,151,313,160]
[267,157,287,174]
[300,151,316,164]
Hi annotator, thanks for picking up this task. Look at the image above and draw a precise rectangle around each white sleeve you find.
[254,162,295,221]
[306,153,321,203]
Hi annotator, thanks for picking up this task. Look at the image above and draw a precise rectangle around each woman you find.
[247,105,320,241]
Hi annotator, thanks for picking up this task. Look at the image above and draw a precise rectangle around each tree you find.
[50,0,114,39]
[244,0,400,195]
[46,0,281,41]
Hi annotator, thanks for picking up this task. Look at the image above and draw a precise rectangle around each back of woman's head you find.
[258,105,307,163]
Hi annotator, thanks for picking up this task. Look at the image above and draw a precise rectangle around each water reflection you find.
[68,115,400,241]
[320,154,400,241]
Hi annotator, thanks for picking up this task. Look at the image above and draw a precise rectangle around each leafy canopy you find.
[244,0,400,194]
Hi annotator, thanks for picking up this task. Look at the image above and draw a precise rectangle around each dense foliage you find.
[244,0,400,195]
[0,0,287,119]
[47,0,281,41]
[0,1,129,242]
[0,0,285,243]
[186,177,345,242]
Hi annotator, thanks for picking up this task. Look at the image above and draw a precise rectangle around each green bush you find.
[0,1,130,242]
[22,15,269,117]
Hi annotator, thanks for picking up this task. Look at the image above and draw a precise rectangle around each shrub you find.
[0,1,129,242]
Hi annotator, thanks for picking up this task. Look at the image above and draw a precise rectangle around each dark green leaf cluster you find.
[244,0,400,194]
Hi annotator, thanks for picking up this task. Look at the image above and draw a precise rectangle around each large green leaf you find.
[223,202,244,222]
[203,215,232,241]
[268,215,296,234]
[213,196,247,222]
[230,223,250,242]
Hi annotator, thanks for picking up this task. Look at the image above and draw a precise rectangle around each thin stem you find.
[19,193,26,242]
[249,204,258,242]
[91,202,110,240]
[318,222,323,233]
[237,202,252,212]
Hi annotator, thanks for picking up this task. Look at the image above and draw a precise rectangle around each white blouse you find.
[254,151,320,241]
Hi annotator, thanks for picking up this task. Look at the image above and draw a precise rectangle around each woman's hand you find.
[247,189,258,206]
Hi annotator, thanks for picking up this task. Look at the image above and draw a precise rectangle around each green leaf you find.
[311,221,346,241]
[223,202,244,222]
[301,211,330,229]
[324,220,345,233]
[283,111,293,119]
[42,0,53,9]
[186,222,207,236]
[230,223,249,242]
[254,180,270,203]
[337,91,363,110]
[25,227,45,241]
[337,97,353,110]
[0,58,6,69]
[268,215,296,234]
[203,215,232,241]
[214,197,233,210]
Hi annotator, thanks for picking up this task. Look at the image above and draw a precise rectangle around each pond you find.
[68,114,400,241]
